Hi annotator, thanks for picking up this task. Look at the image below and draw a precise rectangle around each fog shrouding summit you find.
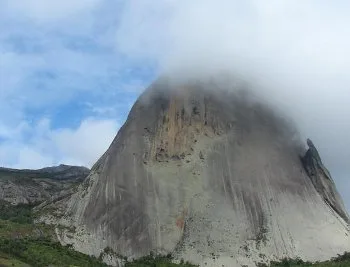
[115,0,350,209]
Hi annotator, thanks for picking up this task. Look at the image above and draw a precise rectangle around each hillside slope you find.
[0,165,89,205]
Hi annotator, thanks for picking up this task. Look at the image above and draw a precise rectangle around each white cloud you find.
[115,0,350,73]
[113,0,350,209]
[52,118,118,167]
[16,147,55,169]
[0,118,119,169]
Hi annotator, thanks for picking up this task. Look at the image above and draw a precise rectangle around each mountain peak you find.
[46,77,349,267]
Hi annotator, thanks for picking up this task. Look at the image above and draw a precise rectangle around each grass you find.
[0,251,30,267]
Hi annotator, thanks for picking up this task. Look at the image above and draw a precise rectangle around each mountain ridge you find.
[0,164,89,205]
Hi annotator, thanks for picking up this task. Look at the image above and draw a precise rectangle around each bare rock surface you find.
[49,77,349,266]
[301,139,349,223]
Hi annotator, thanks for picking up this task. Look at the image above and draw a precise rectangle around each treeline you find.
[124,252,198,267]
[267,252,350,267]
[0,201,35,224]
[0,237,198,267]
[0,237,107,267]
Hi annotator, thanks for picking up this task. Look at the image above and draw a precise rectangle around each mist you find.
[114,0,350,209]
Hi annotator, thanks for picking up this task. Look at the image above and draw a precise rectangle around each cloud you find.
[116,1,350,75]
[0,118,119,169]
[113,0,350,209]
[52,118,119,167]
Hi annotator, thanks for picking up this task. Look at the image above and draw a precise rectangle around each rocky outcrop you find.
[51,77,350,267]
[0,164,89,205]
[301,139,349,223]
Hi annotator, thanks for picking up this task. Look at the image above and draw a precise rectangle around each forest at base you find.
[0,202,349,267]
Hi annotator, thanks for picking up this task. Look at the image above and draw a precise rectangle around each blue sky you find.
[0,0,157,167]
[0,0,349,210]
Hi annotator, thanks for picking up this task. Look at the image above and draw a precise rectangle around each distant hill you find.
[0,164,89,205]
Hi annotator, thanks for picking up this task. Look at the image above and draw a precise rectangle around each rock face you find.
[301,139,349,223]
[0,164,89,205]
[60,78,350,267]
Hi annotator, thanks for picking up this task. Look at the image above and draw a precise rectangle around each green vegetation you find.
[0,254,30,267]
[0,202,35,224]
[0,204,106,267]
[0,237,107,267]
[0,219,55,242]
[125,253,198,267]
[266,253,350,267]
[0,237,200,267]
